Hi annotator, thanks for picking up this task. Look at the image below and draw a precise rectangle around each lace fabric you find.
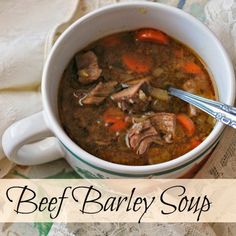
[49,223,216,236]
[205,0,236,67]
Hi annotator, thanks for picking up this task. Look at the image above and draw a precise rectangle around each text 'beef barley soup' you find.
[58,28,216,165]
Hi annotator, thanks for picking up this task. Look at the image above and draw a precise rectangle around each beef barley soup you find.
[58,28,216,166]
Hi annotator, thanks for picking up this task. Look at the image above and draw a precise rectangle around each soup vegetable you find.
[58,28,215,165]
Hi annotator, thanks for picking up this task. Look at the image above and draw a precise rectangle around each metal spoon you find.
[168,87,236,129]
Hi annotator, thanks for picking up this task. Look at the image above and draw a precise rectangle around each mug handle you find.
[2,111,65,165]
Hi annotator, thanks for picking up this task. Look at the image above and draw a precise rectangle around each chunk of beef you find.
[111,80,151,114]
[137,136,158,155]
[127,119,159,155]
[75,51,102,84]
[188,104,197,116]
[183,76,211,116]
[183,76,210,94]
[150,113,176,142]
[183,79,198,116]
[80,81,117,105]
[183,79,197,93]
[111,81,144,101]
[126,112,176,155]
[82,95,104,106]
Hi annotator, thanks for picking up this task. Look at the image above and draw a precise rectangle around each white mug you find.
[2,2,235,178]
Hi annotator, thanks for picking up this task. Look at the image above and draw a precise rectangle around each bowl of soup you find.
[2,2,235,178]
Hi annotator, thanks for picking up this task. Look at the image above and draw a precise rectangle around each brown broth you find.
[58,29,215,165]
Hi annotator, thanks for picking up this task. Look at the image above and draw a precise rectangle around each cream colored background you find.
[0,179,235,223]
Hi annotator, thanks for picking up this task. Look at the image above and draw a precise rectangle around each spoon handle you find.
[168,87,236,129]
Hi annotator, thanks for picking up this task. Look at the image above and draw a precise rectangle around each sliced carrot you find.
[101,35,122,47]
[103,107,124,122]
[135,28,169,45]
[122,52,152,73]
[177,113,196,137]
[182,62,203,74]
[110,120,128,132]
[104,116,122,123]
[102,107,128,132]
[190,138,202,149]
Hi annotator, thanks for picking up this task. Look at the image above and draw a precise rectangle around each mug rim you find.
[42,1,235,175]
